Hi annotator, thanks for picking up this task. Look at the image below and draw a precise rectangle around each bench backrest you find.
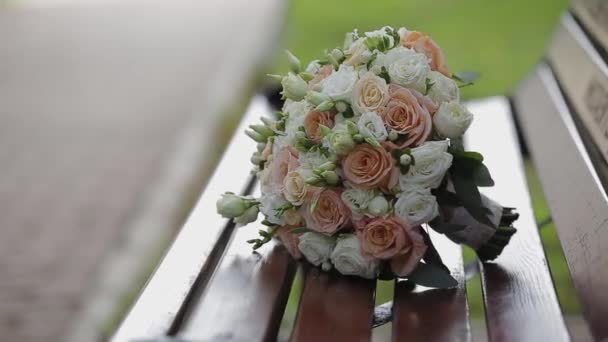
[113,1,608,341]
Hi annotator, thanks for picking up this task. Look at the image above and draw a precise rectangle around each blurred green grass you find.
[277,0,579,321]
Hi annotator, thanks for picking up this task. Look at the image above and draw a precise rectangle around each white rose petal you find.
[394,188,439,226]
[259,193,289,225]
[400,140,453,190]
[357,112,388,142]
[433,101,474,139]
[387,53,430,92]
[427,71,460,104]
[321,65,358,103]
[331,234,379,279]
[298,232,336,267]
[341,187,376,214]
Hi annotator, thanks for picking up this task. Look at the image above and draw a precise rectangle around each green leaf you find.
[453,71,480,84]
[450,171,495,227]
[432,188,462,207]
[419,229,450,273]
[407,262,458,288]
[473,163,495,187]
[399,164,410,175]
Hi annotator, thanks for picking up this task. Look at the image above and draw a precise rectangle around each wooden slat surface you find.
[465,97,570,341]
[392,230,470,342]
[515,65,608,341]
[572,0,608,53]
[291,268,376,342]
[112,95,276,341]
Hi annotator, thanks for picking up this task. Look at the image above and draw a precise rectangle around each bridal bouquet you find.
[216,26,518,287]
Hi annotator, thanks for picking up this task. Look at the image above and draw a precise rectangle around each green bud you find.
[327,53,339,68]
[216,193,250,218]
[267,74,283,82]
[305,176,323,186]
[234,205,259,225]
[321,260,332,272]
[250,124,274,137]
[250,152,263,165]
[368,196,389,216]
[330,48,344,62]
[346,121,359,135]
[299,72,314,81]
[365,136,381,148]
[318,161,337,171]
[330,133,356,156]
[315,100,335,112]
[281,73,308,101]
[260,116,275,127]
[321,170,339,186]
[353,134,364,144]
[388,130,399,141]
[256,142,266,152]
[306,91,331,106]
[399,154,412,166]
[335,101,348,113]
[318,124,332,137]
[286,50,302,73]
[245,130,267,143]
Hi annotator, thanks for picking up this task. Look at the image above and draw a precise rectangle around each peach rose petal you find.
[269,146,299,193]
[301,189,351,235]
[342,144,395,189]
[402,31,451,77]
[380,85,432,150]
[309,64,334,89]
[303,110,336,143]
[276,225,303,259]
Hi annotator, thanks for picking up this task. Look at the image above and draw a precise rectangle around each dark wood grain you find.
[392,230,470,342]
[515,65,607,341]
[178,215,297,341]
[465,97,570,341]
[291,268,376,342]
[112,95,279,341]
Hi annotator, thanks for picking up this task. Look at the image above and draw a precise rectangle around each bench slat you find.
[112,96,273,341]
[572,0,608,54]
[515,64,608,340]
[465,97,570,341]
[178,217,297,341]
[392,230,470,342]
[290,269,375,342]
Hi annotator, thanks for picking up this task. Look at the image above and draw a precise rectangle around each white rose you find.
[259,193,289,225]
[281,73,308,101]
[433,101,474,139]
[283,170,308,206]
[321,65,358,103]
[352,72,390,115]
[298,150,333,170]
[341,187,375,214]
[385,48,430,92]
[367,195,390,217]
[365,26,396,49]
[394,187,439,226]
[274,100,312,152]
[298,232,336,267]
[357,112,388,142]
[400,140,453,190]
[427,71,460,104]
[331,234,379,279]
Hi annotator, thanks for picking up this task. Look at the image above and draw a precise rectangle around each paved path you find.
[0,1,282,340]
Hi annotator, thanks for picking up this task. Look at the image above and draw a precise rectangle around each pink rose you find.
[356,216,427,276]
[381,84,433,149]
[402,31,451,77]
[276,225,302,259]
[301,188,351,234]
[269,146,299,193]
[303,110,336,143]
[342,144,397,189]
[309,64,333,89]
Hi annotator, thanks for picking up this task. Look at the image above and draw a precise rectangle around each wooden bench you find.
[112,2,608,341]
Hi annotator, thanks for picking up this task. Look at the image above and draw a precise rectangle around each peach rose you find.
[303,110,335,143]
[269,146,299,193]
[301,188,351,234]
[401,31,451,77]
[356,216,427,276]
[381,84,433,149]
[309,64,334,89]
[342,144,397,189]
[276,225,302,259]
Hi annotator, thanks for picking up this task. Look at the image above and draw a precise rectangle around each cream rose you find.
[381,84,433,149]
[357,112,388,142]
[283,170,309,206]
[342,144,396,189]
[303,110,335,143]
[351,72,389,114]
[399,140,453,190]
[433,101,474,139]
[356,216,427,276]
[330,234,379,279]
[301,189,351,234]
[427,71,460,104]
[298,232,336,267]
[321,64,358,102]
[401,31,451,77]
[394,188,439,226]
